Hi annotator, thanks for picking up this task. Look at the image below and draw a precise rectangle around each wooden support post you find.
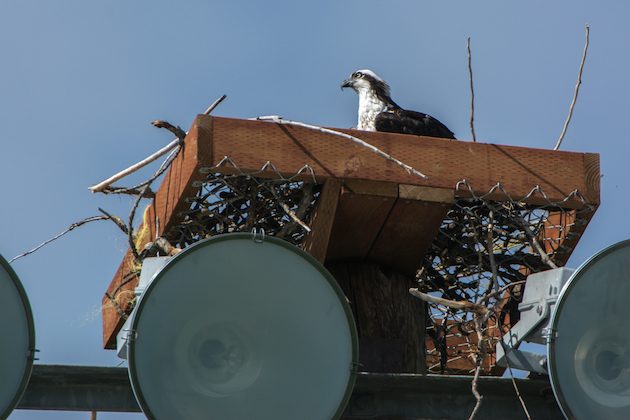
[327,263,426,374]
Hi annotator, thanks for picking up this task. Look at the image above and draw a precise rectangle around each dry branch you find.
[151,120,186,141]
[9,216,109,263]
[409,288,489,316]
[554,25,590,151]
[97,208,129,235]
[99,185,156,198]
[467,37,477,142]
[89,95,227,192]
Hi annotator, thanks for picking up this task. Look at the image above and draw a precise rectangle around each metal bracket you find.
[252,228,266,243]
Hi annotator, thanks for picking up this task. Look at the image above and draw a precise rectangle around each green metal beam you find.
[16,365,563,419]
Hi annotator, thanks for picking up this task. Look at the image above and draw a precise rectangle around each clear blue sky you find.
[1,1,628,418]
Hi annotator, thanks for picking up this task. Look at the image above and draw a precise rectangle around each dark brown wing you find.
[375,108,455,139]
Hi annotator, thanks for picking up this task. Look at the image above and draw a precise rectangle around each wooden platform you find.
[102,115,600,348]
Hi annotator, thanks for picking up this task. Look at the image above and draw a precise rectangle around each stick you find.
[468,316,485,419]
[203,94,227,115]
[257,116,429,180]
[89,95,227,192]
[97,207,129,234]
[98,185,156,198]
[151,120,186,141]
[498,334,532,419]
[409,288,488,316]
[554,25,589,151]
[467,37,477,142]
[127,145,182,260]
[9,216,109,263]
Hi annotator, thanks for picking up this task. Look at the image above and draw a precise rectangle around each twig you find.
[89,95,227,192]
[266,186,312,233]
[127,144,183,260]
[277,183,314,238]
[479,210,500,323]
[142,237,182,257]
[99,185,156,198]
[517,217,558,269]
[203,94,227,115]
[151,120,186,141]
[554,25,590,151]
[468,316,485,419]
[97,208,129,235]
[257,116,429,180]
[409,288,489,316]
[467,37,477,142]
[478,280,526,305]
[498,334,532,419]
[9,216,109,263]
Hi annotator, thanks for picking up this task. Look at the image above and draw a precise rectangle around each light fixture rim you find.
[547,238,630,419]
[0,254,36,420]
[127,232,359,420]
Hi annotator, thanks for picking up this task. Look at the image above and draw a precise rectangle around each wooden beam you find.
[327,181,398,262]
[368,199,451,277]
[302,178,342,263]
[200,116,599,208]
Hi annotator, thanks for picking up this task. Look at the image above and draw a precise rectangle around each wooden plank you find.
[198,116,599,207]
[368,199,452,277]
[101,117,214,348]
[302,178,342,262]
[399,184,454,203]
[327,181,398,262]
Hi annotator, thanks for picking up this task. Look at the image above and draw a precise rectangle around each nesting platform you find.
[101,115,599,360]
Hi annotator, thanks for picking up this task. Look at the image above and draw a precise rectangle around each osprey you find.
[341,69,455,139]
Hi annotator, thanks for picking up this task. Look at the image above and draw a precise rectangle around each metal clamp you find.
[252,228,266,243]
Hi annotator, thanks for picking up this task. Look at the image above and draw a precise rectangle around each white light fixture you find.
[497,239,630,419]
[125,233,358,420]
[0,255,35,419]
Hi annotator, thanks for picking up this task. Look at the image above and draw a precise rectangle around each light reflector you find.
[0,255,35,419]
[548,239,630,419]
[128,233,358,420]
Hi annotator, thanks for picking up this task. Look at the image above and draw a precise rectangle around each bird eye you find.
[354,72,363,78]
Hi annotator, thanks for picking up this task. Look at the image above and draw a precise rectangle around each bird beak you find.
[340,79,354,90]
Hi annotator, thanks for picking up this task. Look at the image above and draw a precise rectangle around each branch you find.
[9,216,109,263]
[142,237,182,257]
[97,207,129,235]
[257,116,429,180]
[89,95,227,192]
[478,280,526,305]
[127,144,183,261]
[98,185,156,198]
[518,217,558,269]
[554,25,590,151]
[468,316,485,419]
[409,288,488,316]
[467,37,477,142]
[498,335,532,419]
[203,94,227,115]
[276,183,314,238]
[151,120,186,141]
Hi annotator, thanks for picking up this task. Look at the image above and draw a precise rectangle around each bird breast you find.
[357,90,387,131]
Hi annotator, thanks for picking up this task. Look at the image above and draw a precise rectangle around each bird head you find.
[341,69,392,100]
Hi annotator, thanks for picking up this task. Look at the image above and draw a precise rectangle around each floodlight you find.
[126,233,358,420]
[497,239,630,419]
[0,255,35,419]
[548,239,630,419]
